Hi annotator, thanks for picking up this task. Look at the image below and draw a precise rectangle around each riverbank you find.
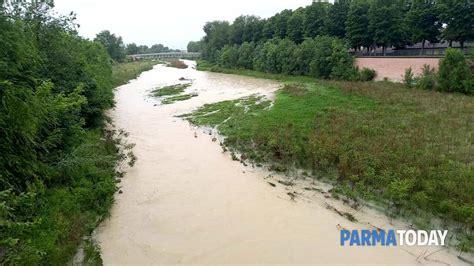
[190,60,474,254]
[95,60,471,264]
[112,60,161,87]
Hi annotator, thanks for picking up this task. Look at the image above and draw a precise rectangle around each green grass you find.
[151,83,191,97]
[161,93,197,104]
[187,61,474,249]
[112,60,160,87]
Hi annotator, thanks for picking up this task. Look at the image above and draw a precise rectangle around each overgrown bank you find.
[0,3,141,264]
[112,60,160,87]
[187,61,473,253]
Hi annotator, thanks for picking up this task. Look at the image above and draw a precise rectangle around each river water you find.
[95,61,467,265]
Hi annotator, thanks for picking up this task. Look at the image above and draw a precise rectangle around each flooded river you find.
[95,61,467,265]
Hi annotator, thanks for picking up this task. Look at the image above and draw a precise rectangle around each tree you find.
[126,43,139,55]
[346,0,372,51]
[218,45,239,68]
[405,0,441,54]
[304,1,330,38]
[438,48,472,94]
[273,9,293,39]
[326,0,350,38]
[287,9,305,44]
[237,42,255,69]
[368,2,407,55]
[187,40,202,52]
[94,30,126,62]
[202,21,231,61]
[438,0,474,48]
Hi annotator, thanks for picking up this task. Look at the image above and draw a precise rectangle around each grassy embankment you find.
[184,61,474,252]
[112,60,161,87]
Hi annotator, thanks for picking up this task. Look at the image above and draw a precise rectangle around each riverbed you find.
[95,61,467,265]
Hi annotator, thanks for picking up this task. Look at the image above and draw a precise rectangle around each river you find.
[95,61,467,265]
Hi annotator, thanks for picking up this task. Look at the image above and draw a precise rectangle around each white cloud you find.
[54,0,313,49]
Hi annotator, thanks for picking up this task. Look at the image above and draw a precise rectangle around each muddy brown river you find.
[95,61,468,265]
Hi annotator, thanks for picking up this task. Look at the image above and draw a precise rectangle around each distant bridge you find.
[130,52,201,60]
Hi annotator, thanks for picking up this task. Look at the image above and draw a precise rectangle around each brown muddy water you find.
[95,61,468,265]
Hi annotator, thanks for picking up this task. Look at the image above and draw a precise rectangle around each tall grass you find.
[187,62,474,251]
[112,60,159,87]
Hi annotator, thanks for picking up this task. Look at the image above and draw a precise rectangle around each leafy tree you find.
[273,9,293,39]
[346,0,372,50]
[187,40,203,52]
[237,42,255,69]
[287,8,305,44]
[438,0,474,48]
[293,38,318,75]
[405,0,441,54]
[126,43,139,55]
[94,30,126,62]
[330,39,354,80]
[326,0,351,38]
[368,2,407,54]
[303,1,330,38]
[202,21,231,61]
[438,48,472,94]
[218,45,239,68]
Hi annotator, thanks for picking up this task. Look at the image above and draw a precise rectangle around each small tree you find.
[438,48,472,94]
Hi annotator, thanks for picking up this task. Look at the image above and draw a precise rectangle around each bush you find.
[358,67,377,81]
[403,67,415,88]
[438,48,472,94]
[417,64,436,90]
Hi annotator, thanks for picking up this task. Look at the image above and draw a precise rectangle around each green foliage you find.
[151,83,191,97]
[195,0,472,60]
[187,40,203,53]
[416,64,437,90]
[0,3,142,263]
[405,0,441,51]
[346,0,372,50]
[437,0,474,47]
[368,2,406,51]
[94,30,126,62]
[357,68,377,82]
[403,67,415,88]
[438,48,472,94]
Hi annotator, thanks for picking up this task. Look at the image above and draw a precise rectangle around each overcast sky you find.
[54,0,314,50]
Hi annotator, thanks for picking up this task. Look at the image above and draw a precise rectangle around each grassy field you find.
[112,60,160,87]
[187,61,474,251]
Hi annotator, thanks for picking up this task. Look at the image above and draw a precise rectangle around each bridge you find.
[130,52,201,60]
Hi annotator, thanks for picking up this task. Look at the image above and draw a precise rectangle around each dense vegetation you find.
[192,0,473,57]
[191,63,474,253]
[94,30,179,61]
[0,2,136,264]
[111,60,159,87]
[192,0,473,92]
[125,42,180,55]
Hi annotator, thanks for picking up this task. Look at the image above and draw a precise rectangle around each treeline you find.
[216,37,364,81]
[0,2,125,263]
[192,0,473,58]
[94,30,179,62]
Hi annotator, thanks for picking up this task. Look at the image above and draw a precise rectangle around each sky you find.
[54,0,314,50]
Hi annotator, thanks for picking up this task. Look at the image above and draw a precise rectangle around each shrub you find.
[417,64,436,90]
[403,67,415,88]
[438,48,472,94]
[358,67,377,81]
